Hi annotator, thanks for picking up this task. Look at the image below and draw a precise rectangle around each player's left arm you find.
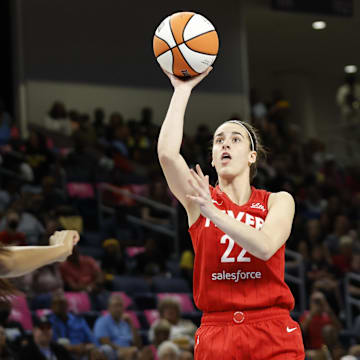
[186,166,295,261]
[256,191,295,259]
[211,192,295,261]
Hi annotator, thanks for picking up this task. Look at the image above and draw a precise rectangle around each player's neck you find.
[218,176,252,206]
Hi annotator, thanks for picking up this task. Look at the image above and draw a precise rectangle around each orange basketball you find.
[153,11,219,77]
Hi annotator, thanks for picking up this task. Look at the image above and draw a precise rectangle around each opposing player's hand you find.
[162,66,212,91]
[49,230,80,261]
[186,164,215,218]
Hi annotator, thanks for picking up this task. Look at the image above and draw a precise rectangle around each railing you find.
[97,183,180,257]
[285,249,306,315]
[344,272,360,329]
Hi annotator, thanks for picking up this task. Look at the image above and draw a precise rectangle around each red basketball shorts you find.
[194,307,305,360]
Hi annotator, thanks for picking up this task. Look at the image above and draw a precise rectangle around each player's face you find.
[212,122,256,180]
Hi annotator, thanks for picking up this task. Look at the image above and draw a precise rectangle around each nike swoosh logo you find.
[286,326,297,333]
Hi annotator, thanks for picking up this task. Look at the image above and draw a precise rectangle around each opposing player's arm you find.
[209,191,295,261]
[0,230,80,278]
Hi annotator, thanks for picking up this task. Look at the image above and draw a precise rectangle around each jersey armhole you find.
[264,190,272,212]
[188,213,203,232]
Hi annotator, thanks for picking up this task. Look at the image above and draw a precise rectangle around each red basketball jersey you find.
[189,185,294,313]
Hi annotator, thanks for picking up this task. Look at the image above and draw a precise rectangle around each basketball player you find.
[157,67,305,359]
[0,230,79,296]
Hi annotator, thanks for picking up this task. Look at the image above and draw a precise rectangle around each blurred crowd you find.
[0,90,359,360]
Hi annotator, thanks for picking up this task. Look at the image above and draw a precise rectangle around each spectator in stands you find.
[40,218,63,245]
[149,297,196,351]
[179,249,194,289]
[88,272,112,312]
[145,319,171,360]
[0,98,13,147]
[321,324,345,360]
[127,120,151,159]
[325,214,351,254]
[141,178,173,227]
[303,219,325,249]
[0,299,26,353]
[305,243,339,299]
[267,89,290,136]
[18,315,72,360]
[38,177,67,220]
[93,294,140,360]
[48,292,107,360]
[57,205,84,235]
[179,351,193,360]
[250,89,267,126]
[28,260,63,297]
[193,124,212,169]
[348,344,360,358]
[101,238,126,280]
[302,186,327,220]
[0,325,16,360]
[300,291,342,351]
[0,210,26,246]
[59,245,103,292]
[44,101,71,136]
[0,200,45,245]
[140,107,153,129]
[134,237,166,277]
[267,155,295,193]
[93,108,106,138]
[0,185,11,215]
[72,114,97,149]
[348,253,360,299]
[106,113,124,143]
[340,356,358,360]
[111,124,130,157]
[336,72,360,125]
[331,235,354,275]
[157,341,180,360]
[25,130,55,184]
[63,133,99,183]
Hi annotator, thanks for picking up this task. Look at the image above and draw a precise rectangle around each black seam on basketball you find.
[170,47,174,76]
[168,17,178,51]
[183,30,216,44]
[154,35,171,57]
[177,45,200,75]
[181,13,195,44]
[173,30,218,53]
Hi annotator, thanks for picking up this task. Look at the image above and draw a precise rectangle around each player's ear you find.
[248,151,256,165]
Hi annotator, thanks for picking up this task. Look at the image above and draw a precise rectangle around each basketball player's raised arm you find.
[0,230,79,278]
[157,67,212,221]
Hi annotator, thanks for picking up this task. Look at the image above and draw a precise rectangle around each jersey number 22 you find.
[220,235,251,263]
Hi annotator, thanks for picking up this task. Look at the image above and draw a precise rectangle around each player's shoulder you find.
[268,191,295,208]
